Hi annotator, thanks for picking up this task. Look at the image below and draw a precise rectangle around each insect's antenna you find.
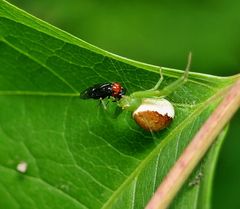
[183,52,192,81]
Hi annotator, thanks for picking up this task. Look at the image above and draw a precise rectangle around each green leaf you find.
[0,1,238,209]
[170,127,228,209]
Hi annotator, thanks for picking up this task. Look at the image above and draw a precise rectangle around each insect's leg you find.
[149,67,164,91]
[99,98,107,110]
[111,96,118,103]
[131,52,192,98]
[159,52,191,96]
[105,96,111,106]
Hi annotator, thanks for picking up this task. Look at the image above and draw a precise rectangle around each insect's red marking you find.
[112,82,123,97]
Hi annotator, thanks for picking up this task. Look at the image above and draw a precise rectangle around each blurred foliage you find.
[8,0,240,208]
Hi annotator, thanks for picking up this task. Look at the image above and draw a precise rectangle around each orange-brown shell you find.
[133,111,172,132]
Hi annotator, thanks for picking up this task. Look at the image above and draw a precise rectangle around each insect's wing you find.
[80,87,93,99]
[80,83,112,99]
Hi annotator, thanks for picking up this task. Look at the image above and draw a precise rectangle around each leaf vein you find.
[1,38,78,93]
[62,98,114,193]
[0,165,89,209]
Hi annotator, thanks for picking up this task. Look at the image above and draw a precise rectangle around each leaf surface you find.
[0,1,238,209]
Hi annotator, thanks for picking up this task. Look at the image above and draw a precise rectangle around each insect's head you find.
[112,82,126,99]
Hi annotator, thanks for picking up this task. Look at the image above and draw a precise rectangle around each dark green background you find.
[8,0,240,208]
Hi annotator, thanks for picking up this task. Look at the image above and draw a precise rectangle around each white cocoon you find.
[133,98,175,118]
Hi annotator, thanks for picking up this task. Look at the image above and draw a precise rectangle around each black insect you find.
[80,82,126,100]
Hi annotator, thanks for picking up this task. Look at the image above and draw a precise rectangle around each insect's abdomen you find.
[80,83,113,99]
